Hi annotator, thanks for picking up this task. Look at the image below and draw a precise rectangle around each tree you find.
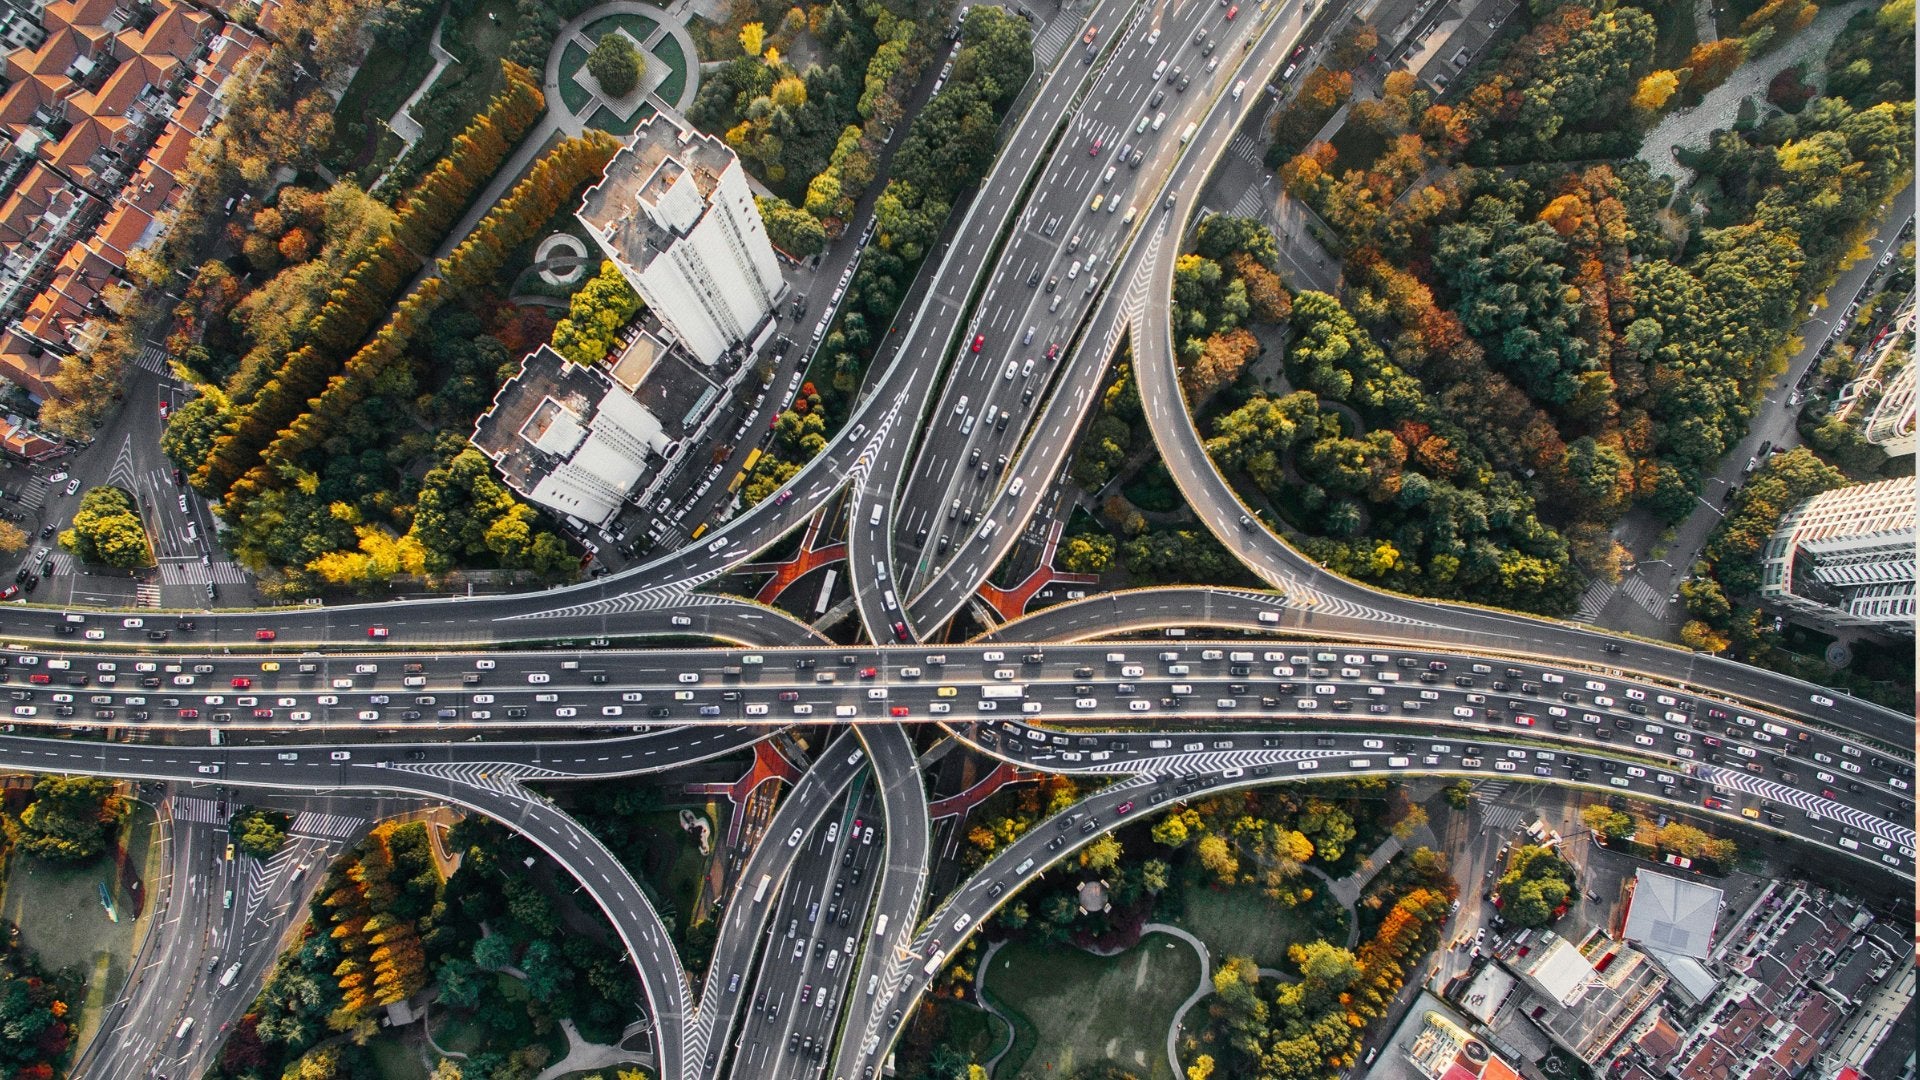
[0,520,26,555]
[587,34,642,98]
[16,775,128,861]
[1631,70,1679,114]
[1580,804,1633,841]
[1058,534,1116,573]
[1680,620,1731,654]
[1080,833,1122,871]
[231,807,293,859]
[60,486,150,568]
[1188,1055,1216,1080]
[757,196,828,257]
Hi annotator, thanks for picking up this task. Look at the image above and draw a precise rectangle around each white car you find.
[678,673,700,684]
[555,707,577,717]
[528,673,550,684]
[317,695,338,705]
[65,478,80,496]
[1809,694,1835,707]
[671,616,692,627]
[475,659,496,670]
[330,751,352,761]
[622,692,646,702]
[1075,698,1097,709]
[602,706,624,716]
[121,617,143,629]
[84,629,104,640]
[355,664,378,674]
[196,764,220,774]
[929,702,951,714]
[1128,699,1151,712]
[289,711,312,721]
[358,710,380,720]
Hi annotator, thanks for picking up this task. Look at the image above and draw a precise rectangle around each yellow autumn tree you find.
[1631,70,1679,114]
[739,21,765,56]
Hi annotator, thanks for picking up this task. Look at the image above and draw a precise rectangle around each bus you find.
[873,913,889,940]
[814,568,839,617]
[753,874,772,903]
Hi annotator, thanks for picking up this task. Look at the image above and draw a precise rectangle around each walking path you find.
[1143,924,1212,1080]
[971,939,1020,1074]
[531,1017,656,1080]
[387,16,459,145]
[1637,0,1868,184]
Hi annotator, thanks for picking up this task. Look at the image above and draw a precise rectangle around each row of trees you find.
[185,62,544,503]
[810,5,1034,404]
[1581,804,1739,868]
[10,775,130,862]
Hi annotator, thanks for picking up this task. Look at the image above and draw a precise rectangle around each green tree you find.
[231,807,293,859]
[1580,804,1632,841]
[757,196,828,257]
[586,34,643,98]
[15,775,129,861]
[60,486,150,567]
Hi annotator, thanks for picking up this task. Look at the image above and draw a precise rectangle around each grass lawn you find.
[2,801,158,1051]
[1328,120,1389,173]
[652,34,690,106]
[985,933,1201,1080]
[364,1028,430,1080]
[630,808,721,933]
[584,12,661,44]
[409,0,523,164]
[589,102,657,136]
[325,39,441,175]
[1649,0,1700,73]
[560,42,594,114]
[1174,873,1319,970]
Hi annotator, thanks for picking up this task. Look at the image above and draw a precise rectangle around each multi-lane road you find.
[6,0,1913,1078]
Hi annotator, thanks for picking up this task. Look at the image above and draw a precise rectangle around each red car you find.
[892,622,909,641]
[1045,343,1060,359]
[1513,714,1536,726]
[179,707,198,719]
[1225,4,1238,17]
[1089,137,1103,156]
[890,705,910,717]
[367,626,389,639]
[1701,796,1726,810]
[0,584,17,600]
[971,334,985,352]
[230,677,252,689]
[254,629,276,641]
[28,672,49,684]
[1116,800,1135,815]
[859,666,878,679]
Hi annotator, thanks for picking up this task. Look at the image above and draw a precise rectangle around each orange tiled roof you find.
[93,200,149,256]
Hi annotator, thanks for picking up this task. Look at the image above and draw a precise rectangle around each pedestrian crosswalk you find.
[135,582,161,607]
[133,342,169,374]
[289,810,366,841]
[1228,133,1266,168]
[1226,185,1268,221]
[157,558,250,586]
[1574,579,1615,623]
[13,481,46,513]
[1621,573,1665,617]
[1480,804,1525,835]
[1033,15,1075,66]
[171,795,229,825]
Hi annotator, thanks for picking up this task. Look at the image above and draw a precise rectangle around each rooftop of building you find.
[577,114,736,277]
[471,344,613,493]
[1623,869,1723,960]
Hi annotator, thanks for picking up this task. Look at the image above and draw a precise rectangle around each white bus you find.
[752,874,772,903]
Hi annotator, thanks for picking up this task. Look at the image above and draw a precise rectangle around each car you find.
[196,764,219,774]
[1809,693,1835,707]
[367,626,389,639]
[254,629,276,641]
[528,673,550,684]
[1089,136,1103,155]
[230,677,252,689]
[890,705,909,717]
[1225,4,1237,17]
[971,334,985,352]
[1115,800,1135,815]
[64,478,79,496]
[860,667,878,679]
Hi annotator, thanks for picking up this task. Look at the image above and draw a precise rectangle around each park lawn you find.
[2,801,158,1051]
[363,1028,430,1080]
[324,37,440,175]
[985,932,1201,1080]
[629,807,724,933]
[589,102,657,136]
[560,42,594,114]
[652,33,690,106]
[1175,873,1320,971]
[410,0,524,164]
[584,12,661,44]
[1649,0,1700,73]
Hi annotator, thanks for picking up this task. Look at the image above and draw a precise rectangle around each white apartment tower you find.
[577,115,785,367]
[1759,477,1915,634]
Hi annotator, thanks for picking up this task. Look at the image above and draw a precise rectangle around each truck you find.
[980,685,1024,700]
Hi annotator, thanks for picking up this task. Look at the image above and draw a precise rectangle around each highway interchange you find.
[0,0,1912,1078]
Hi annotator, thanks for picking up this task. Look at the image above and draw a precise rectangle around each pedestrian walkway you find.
[170,795,229,825]
[132,342,169,375]
[1620,572,1665,617]
[1480,803,1525,835]
[1032,15,1077,66]
[155,558,250,586]
[748,514,846,605]
[289,810,368,841]
[386,17,458,147]
[1573,579,1615,623]
[976,518,1099,619]
[927,760,1037,820]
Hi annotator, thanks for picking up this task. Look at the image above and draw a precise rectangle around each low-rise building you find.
[1508,930,1667,1067]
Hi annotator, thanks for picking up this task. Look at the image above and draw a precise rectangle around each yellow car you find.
[936,686,958,698]
[1740,806,1760,819]
[260,661,280,672]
